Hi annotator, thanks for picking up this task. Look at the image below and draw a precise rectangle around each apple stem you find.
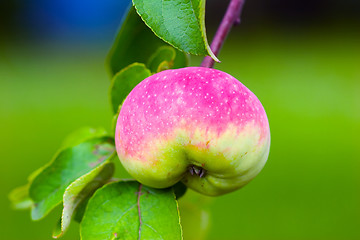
[200,0,246,68]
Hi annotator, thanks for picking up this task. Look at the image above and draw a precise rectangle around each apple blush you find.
[115,67,270,196]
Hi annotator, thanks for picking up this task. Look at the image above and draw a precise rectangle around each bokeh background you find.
[1,0,359,239]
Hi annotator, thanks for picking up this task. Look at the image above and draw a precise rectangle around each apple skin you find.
[115,67,270,196]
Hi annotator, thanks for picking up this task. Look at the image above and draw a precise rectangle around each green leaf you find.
[133,0,218,61]
[61,127,108,149]
[8,165,51,210]
[111,105,122,135]
[109,63,151,114]
[71,162,115,224]
[147,46,176,73]
[8,185,33,210]
[80,181,183,240]
[52,161,115,238]
[107,7,166,76]
[29,137,115,221]
[107,7,189,77]
[147,46,189,73]
[9,127,108,211]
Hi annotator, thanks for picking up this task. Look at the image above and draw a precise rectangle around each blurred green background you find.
[1,0,359,239]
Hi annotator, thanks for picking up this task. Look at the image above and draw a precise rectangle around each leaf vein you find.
[144,223,164,240]
[137,184,143,240]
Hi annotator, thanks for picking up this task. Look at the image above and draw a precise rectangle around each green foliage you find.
[61,127,108,149]
[107,6,189,77]
[147,46,189,73]
[107,7,166,76]
[133,0,218,61]
[109,63,151,113]
[8,165,52,210]
[147,46,176,73]
[8,184,33,210]
[9,1,201,239]
[111,104,122,134]
[9,126,184,239]
[29,137,115,220]
[80,181,182,240]
[52,161,115,238]
[4,29,360,240]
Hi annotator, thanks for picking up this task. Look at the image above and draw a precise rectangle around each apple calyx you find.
[188,165,206,178]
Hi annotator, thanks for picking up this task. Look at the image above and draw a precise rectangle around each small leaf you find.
[109,63,151,114]
[157,61,171,72]
[61,127,108,149]
[147,46,189,73]
[9,127,110,215]
[107,7,189,77]
[8,166,50,210]
[111,105,122,134]
[80,181,182,240]
[53,219,62,239]
[107,7,166,76]
[8,185,33,210]
[71,161,115,224]
[29,137,115,221]
[133,0,218,61]
[147,46,176,73]
[52,161,115,238]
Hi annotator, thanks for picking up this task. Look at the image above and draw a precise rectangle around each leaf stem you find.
[201,0,246,68]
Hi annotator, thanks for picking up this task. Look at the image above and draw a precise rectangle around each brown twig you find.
[201,0,246,68]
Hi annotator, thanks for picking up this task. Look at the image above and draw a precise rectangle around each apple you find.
[115,67,270,196]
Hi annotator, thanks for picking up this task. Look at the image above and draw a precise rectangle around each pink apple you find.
[115,67,270,196]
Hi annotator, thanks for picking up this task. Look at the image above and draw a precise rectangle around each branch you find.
[201,0,246,68]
